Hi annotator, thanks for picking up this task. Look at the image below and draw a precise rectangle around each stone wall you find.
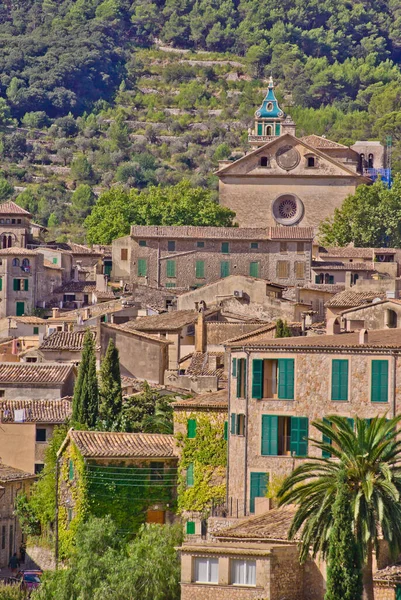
[374,585,396,600]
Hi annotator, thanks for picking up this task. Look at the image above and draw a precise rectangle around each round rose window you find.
[272,194,304,226]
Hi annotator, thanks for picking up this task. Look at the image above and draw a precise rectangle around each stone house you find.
[38,329,99,365]
[373,564,401,600]
[0,201,36,249]
[341,299,401,331]
[0,316,46,340]
[0,247,45,318]
[51,277,114,310]
[0,398,72,474]
[0,363,76,399]
[57,429,178,553]
[318,246,401,270]
[0,465,35,568]
[325,290,387,319]
[225,328,401,517]
[112,225,314,289]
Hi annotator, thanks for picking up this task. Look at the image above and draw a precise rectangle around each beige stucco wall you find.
[343,303,401,331]
[0,423,36,472]
[111,235,131,282]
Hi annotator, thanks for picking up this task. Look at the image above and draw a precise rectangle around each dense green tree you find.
[278,416,401,600]
[70,154,96,184]
[21,111,49,129]
[70,184,96,220]
[121,382,173,434]
[325,472,363,600]
[275,319,291,338]
[0,178,14,201]
[98,339,123,430]
[72,330,99,428]
[319,176,401,247]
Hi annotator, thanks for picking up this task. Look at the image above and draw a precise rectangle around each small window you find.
[196,241,205,248]
[250,242,259,249]
[231,559,256,586]
[220,261,230,278]
[194,557,218,584]
[121,248,128,261]
[260,156,268,167]
[139,240,147,247]
[187,419,197,438]
[52,257,57,264]
[236,414,245,436]
[165,282,176,288]
[12,258,20,267]
[0,219,3,224]
[36,428,46,442]
[137,259,147,277]
[167,240,176,252]
[68,459,74,481]
[17,219,21,224]
[11,219,15,224]
[0,391,4,398]
[33,326,39,335]
[34,464,44,474]
[186,463,194,487]
[276,261,290,279]
[280,242,287,254]
[249,262,259,278]
[186,521,196,535]
[297,242,304,254]
[221,242,229,254]
[195,260,205,279]
[295,262,305,279]
[166,260,176,278]
[307,156,315,167]
[5,219,10,224]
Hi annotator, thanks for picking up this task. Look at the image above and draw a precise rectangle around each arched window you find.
[351,273,359,286]
[2,237,6,249]
[307,156,315,167]
[368,153,374,168]
[324,273,331,284]
[260,156,268,167]
[12,258,20,267]
[7,236,12,248]
[387,309,397,329]
[359,153,365,171]
[22,258,30,268]
[266,125,272,136]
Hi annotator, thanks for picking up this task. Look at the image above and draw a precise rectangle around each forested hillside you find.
[0,0,400,243]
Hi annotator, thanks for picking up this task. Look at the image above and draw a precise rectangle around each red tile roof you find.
[325,290,385,308]
[68,430,177,458]
[0,201,31,216]
[131,225,314,241]
[216,506,298,541]
[0,464,36,482]
[312,261,374,271]
[270,227,314,240]
[0,398,72,423]
[300,135,348,149]
[173,389,227,409]
[0,363,75,384]
[0,247,37,256]
[40,330,98,351]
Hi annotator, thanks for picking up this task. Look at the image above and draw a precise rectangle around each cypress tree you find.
[275,319,284,338]
[99,339,123,429]
[325,472,363,600]
[72,329,99,428]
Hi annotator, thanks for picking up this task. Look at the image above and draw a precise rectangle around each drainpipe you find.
[392,352,397,418]
[157,241,161,288]
[55,456,60,569]
[244,347,250,517]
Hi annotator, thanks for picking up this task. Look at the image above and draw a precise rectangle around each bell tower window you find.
[307,156,315,168]
[266,125,273,136]
[368,154,374,168]
[260,157,268,167]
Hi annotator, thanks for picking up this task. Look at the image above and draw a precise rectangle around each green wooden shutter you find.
[187,419,196,439]
[68,459,74,481]
[236,359,243,398]
[195,260,204,279]
[220,261,229,277]
[221,242,229,254]
[16,302,24,316]
[371,360,389,402]
[261,415,278,456]
[252,359,263,399]
[186,463,194,487]
[232,358,237,377]
[224,421,228,440]
[278,359,294,399]
[230,413,236,435]
[249,262,259,277]
[396,586,401,600]
[331,359,349,401]
[250,472,269,513]
[13,279,19,291]
[24,279,28,291]
[290,417,308,457]
[166,260,176,278]
[0,277,2,292]
[257,123,263,135]
[137,259,147,277]
[347,417,354,430]
[186,521,195,534]
[322,417,331,458]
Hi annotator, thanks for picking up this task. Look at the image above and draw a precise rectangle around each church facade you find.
[217,78,385,231]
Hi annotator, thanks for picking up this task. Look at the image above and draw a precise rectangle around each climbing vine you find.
[175,412,227,514]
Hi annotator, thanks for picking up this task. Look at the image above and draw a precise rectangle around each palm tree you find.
[277,415,401,600]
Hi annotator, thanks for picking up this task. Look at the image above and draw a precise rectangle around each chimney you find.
[52,307,60,319]
[359,329,368,345]
[84,308,91,320]
[208,355,217,371]
[195,309,206,353]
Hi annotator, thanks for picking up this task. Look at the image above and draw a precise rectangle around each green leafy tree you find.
[98,339,123,430]
[0,99,13,126]
[71,154,96,184]
[121,382,173,434]
[22,111,49,129]
[325,472,363,600]
[278,416,401,600]
[70,184,96,220]
[72,330,98,428]
[0,179,14,201]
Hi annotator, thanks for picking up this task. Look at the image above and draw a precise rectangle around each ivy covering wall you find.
[175,411,227,513]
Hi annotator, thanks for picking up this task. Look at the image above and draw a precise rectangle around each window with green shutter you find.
[232,358,237,377]
[195,260,205,279]
[166,260,176,278]
[16,302,24,316]
[371,360,389,402]
[165,282,176,288]
[290,417,308,457]
[257,123,263,135]
[68,459,74,481]
[249,262,259,278]
[236,358,246,398]
[0,277,2,292]
[187,419,196,439]
[186,521,195,535]
[33,327,39,335]
[186,463,194,487]
[137,259,147,277]
[224,421,228,440]
[250,472,269,513]
[221,242,229,254]
[261,415,278,456]
[13,279,19,291]
[347,417,354,430]
[24,279,28,291]
[278,359,294,400]
[52,257,58,264]
[220,261,229,278]
[252,359,263,399]
[231,413,236,435]
[331,359,349,401]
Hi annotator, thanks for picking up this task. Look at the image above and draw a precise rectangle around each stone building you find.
[0,398,72,474]
[0,465,35,568]
[217,78,384,231]
[0,363,75,400]
[0,316,46,340]
[37,329,99,365]
[373,564,401,600]
[0,201,37,249]
[325,290,387,319]
[225,328,401,517]
[340,299,401,331]
[113,225,313,289]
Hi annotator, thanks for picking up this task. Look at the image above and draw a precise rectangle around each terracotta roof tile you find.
[186,351,226,378]
[0,363,75,384]
[53,281,96,294]
[10,316,46,324]
[0,464,36,482]
[0,398,72,423]
[69,430,177,458]
[300,135,348,149]
[0,247,37,256]
[101,322,172,344]
[0,201,31,216]
[126,309,218,332]
[319,246,373,259]
[270,227,314,240]
[173,389,227,409]
[40,330,98,351]
[216,506,298,541]
[131,225,313,241]
[67,242,102,255]
[325,290,385,308]
[312,261,374,271]
[94,290,115,299]
[374,563,401,583]
[223,322,276,344]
